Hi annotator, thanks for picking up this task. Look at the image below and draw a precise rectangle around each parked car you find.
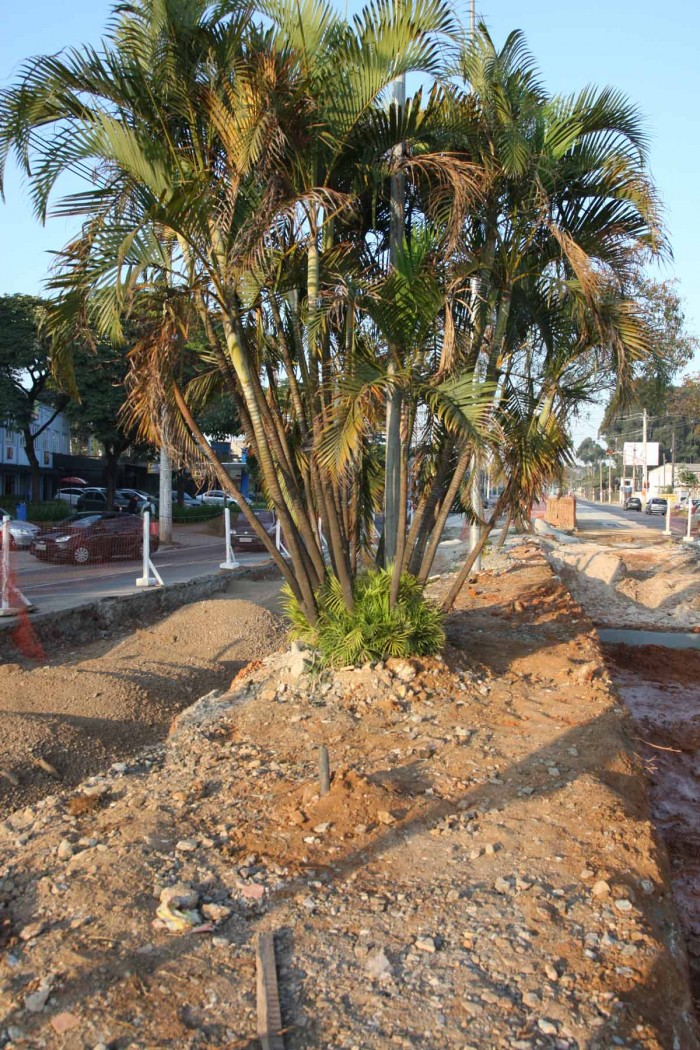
[30,512,159,565]
[171,492,201,507]
[77,487,156,513]
[645,497,668,516]
[230,509,276,550]
[624,496,642,511]
[0,507,41,549]
[54,486,86,507]
[198,489,238,506]
[116,487,157,505]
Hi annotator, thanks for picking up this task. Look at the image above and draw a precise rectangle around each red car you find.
[230,509,276,550]
[30,512,158,565]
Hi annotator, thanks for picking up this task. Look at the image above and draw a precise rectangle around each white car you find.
[0,507,41,549]
[198,489,238,506]
[171,493,201,507]
[55,486,86,507]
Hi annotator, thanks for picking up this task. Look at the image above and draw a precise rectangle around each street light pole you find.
[642,407,648,505]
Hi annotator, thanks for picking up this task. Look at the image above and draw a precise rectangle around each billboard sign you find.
[623,441,659,467]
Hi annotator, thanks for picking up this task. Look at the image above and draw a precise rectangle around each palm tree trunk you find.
[440,491,509,613]
[417,445,472,584]
[172,381,312,613]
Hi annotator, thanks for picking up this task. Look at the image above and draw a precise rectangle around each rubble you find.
[0,542,696,1048]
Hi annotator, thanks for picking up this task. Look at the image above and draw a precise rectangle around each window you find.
[6,447,14,461]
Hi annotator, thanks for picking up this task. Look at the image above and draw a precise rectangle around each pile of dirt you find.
[0,597,285,811]
[545,539,700,630]
[0,545,696,1049]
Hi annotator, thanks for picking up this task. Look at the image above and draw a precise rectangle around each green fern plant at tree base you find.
[282,567,445,669]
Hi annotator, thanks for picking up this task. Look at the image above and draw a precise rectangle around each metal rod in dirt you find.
[319,745,330,796]
[256,932,284,1050]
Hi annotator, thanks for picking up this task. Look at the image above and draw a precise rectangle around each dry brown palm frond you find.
[398,152,483,254]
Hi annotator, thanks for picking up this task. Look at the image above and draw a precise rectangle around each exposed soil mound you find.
[547,540,700,629]
[0,597,285,811]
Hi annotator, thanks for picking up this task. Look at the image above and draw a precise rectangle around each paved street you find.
[6,534,270,616]
[576,499,699,538]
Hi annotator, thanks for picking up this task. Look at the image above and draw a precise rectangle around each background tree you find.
[0,294,68,500]
[62,340,145,506]
[602,279,698,459]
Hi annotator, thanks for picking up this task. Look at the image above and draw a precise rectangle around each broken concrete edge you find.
[0,559,280,663]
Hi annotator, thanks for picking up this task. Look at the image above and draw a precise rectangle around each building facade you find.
[0,406,72,499]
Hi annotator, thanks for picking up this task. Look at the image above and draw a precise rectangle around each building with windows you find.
[0,405,71,499]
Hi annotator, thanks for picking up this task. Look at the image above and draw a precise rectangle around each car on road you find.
[645,497,668,516]
[116,487,157,507]
[30,512,159,565]
[230,509,276,550]
[198,489,238,506]
[624,496,642,511]
[0,507,41,549]
[77,487,156,513]
[172,492,201,507]
[54,486,86,507]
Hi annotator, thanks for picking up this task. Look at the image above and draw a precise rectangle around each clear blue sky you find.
[2,0,698,445]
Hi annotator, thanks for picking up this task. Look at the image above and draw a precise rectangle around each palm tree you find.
[0,0,467,621]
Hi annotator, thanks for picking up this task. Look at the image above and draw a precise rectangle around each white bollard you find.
[663,497,672,536]
[220,506,239,570]
[136,511,164,587]
[275,517,289,557]
[1,516,31,615]
[683,499,696,544]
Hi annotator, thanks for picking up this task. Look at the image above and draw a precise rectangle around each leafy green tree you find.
[63,341,145,506]
[0,294,68,500]
[602,280,698,458]
[576,438,606,465]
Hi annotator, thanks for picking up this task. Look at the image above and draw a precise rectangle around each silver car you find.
[0,507,41,549]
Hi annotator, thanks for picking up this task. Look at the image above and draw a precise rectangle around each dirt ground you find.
[0,588,285,812]
[0,543,697,1049]
[545,538,700,630]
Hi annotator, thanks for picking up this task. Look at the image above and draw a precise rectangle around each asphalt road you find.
[576,499,698,538]
[5,540,270,616]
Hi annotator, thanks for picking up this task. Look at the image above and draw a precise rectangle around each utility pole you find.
[642,407,648,504]
[599,460,603,502]
[608,460,612,504]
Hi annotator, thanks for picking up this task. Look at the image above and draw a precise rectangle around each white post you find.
[663,495,672,536]
[683,498,695,544]
[136,511,163,587]
[1,516,31,616]
[220,505,239,570]
[275,516,289,558]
